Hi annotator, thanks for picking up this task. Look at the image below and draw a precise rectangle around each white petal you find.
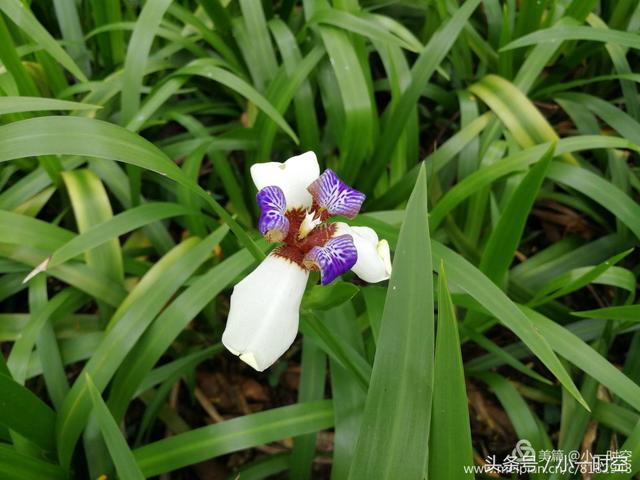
[222,254,309,371]
[250,151,320,209]
[335,223,392,283]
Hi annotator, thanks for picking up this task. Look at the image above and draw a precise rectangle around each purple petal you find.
[256,186,289,242]
[303,235,357,285]
[307,169,365,219]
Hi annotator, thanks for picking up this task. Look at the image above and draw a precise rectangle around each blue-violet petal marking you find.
[307,169,365,219]
[256,186,289,242]
[303,234,358,285]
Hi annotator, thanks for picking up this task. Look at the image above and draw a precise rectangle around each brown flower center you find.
[273,208,336,268]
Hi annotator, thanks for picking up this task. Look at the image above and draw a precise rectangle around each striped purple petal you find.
[256,186,289,242]
[307,169,365,219]
[303,235,357,285]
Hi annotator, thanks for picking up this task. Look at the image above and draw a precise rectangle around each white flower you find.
[222,254,309,371]
[223,151,392,371]
[334,223,392,283]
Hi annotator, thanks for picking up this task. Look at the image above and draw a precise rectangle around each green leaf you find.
[572,305,640,321]
[528,250,632,306]
[428,263,473,479]
[0,96,99,115]
[429,136,638,230]
[120,0,173,125]
[474,370,550,476]
[546,162,640,239]
[300,313,371,392]
[523,307,640,412]
[0,372,57,451]
[133,400,334,478]
[503,25,640,52]
[468,74,576,164]
[0,444,66,480]
[178,60,299,144]
[291,338,326,480]
[302,282,359,311]
[362,0,482,192]
[55,231,227,467]
[0,0,87,82]
[479,143,554,287]
[0,115,263,260]
[321,304,366,480]
[47,202,195,270]
[311,9,421,52]
[7,288,88,384]
[107,243,254,422]
[349,162,433,479]
[432,242,588,410]
[61,169,124,284]
[30,275,68,410]
[238,0,278,90]
[85,375,145,480]
[316,20,375,183]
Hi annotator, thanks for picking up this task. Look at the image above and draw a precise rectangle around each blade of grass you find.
[0,372,57,452]
[0,97,100,115]
[349,163,433,479]
[85,375,145,480]
[321,304,366,480]
[55,231,226,467]
[120,0,173,125]
[428,262,473,479]
[503,25,640,51]
[0,444,66,480]
[523,307,640,411]
[572,305,640,321]
[361,0,482,193]
[431,241,588,409]
[30,275,69,410]
[47,202,195,270]
[291,338,326,480]
[0,0,87,82]
[0,115,263,261]
[107,242,260,422]
[133,400,334,478]
[469,74,576,164]
[479,143,555,287]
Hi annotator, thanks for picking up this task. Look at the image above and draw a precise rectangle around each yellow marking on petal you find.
[240,352,262,371]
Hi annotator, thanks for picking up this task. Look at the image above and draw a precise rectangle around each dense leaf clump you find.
[0,1,639,479]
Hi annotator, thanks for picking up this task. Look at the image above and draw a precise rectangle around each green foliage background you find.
[0,0,639,479]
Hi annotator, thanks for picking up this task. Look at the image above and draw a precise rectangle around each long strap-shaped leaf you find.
[120,0,173,125]
[133,400,334,477]
[0,372,57,452]
[107,244,255,422]
[0,116,264,261]
[523,307,640,412]
[503,25,640,52]
[361,0,482,193]
[0,0,87,82]
[86,375,145,480]
[0,444,66,480]
[469,74,577,164]
[428,263,474,480]
[47,202,196,270]
[0,97,99,115]
[349,163,433,479]
[55,229,227,467]
[432,241,588,410]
